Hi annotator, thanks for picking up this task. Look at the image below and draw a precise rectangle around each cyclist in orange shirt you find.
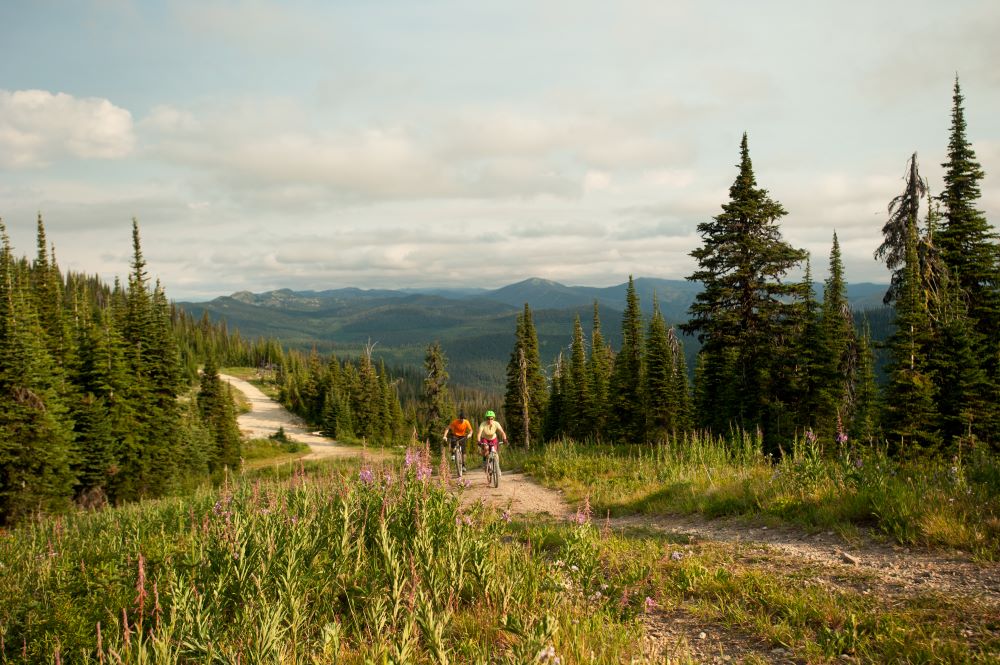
[442,411,473,472]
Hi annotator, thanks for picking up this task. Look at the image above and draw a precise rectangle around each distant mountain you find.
[177,277,889,391]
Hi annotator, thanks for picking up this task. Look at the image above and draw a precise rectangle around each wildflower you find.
[645,596,657,612]
[570,564,579,572]
[600,583,609,591]
[854,458,863,469]
[358,468,374,486]
[501,510,512,523]
[836,432,848,445]
[805,429,817,444]
[554,559,565,568]
[671,551,683,561]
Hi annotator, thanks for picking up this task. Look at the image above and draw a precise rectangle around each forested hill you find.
[176,277,891,390]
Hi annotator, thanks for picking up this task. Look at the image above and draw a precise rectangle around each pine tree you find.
[850,317,879,444]
[609,276,645,442]
[197,355,241,475]
[682,134,808,443]
[587,302,612,440]
[543,353,566,441]
[643,296,675,441]
[503,304,547,447]
[669,328,693,432]
[420,342,451,443]
[794,260,827,433]
[937,78,1000,337]
[0,222,75,523]
[567,315,591,440]
[821,233,858,429]
[936,78,1000,443]
[882,188,940,452]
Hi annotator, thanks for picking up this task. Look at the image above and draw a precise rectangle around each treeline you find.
[0,219,240,525]
[492,79,998,455]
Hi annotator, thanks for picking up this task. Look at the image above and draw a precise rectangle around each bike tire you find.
[455,445,464,479]
[490,454,500,488]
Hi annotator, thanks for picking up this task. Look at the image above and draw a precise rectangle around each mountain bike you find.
[483,439,501,488]
[449,435,468,479]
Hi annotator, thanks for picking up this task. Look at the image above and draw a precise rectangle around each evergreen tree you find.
[669,328,693,432]
[937,78,1000,337]
[821,233,858,425]
[566,315,591,440]
[609,276,645,442]
[643,296,675,441]
[794,260,827,433]
[420,342,451,444]
[503,304,547,447]
[587,302,612,440]
[850,318,879,444]
[543,353,566,441]
[682,134,808,444]
[197,355,241,475]
[882,188,940,452]
[936,77,1000,443]
[0,223,75,523]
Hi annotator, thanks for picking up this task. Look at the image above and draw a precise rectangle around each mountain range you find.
[177,277,890,390]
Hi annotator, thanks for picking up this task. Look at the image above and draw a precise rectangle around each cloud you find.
[0,89,135,168]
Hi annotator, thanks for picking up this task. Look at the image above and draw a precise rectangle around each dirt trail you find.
[219,377,999,661]
[221,373,369,461]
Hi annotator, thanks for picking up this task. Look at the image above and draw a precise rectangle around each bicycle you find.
[482,439,501,488]
[448,434,468,479]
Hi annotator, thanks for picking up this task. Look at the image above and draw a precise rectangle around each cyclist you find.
[476,410,508,470]
[442,411,473,472]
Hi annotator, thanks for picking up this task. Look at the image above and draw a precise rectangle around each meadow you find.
[0,451,648,664]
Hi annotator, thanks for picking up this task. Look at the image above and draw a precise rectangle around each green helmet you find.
[485,410,496,418]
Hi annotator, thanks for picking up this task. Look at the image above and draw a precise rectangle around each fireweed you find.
[0,458,644,663]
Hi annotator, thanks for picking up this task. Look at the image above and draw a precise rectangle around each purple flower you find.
[836,432,848,445]
[502,510,511,523]
[854,458,863,469]
[805,429,817,444]
[644,596,656,612]
[359,468,374,486]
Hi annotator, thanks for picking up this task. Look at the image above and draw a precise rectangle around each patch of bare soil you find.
[642,609,791,664]
[611,513,1000,608]
[451,466,571,519]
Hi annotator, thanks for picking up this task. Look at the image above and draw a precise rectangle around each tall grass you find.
[509,433,1000,558]
[0,451,646,663]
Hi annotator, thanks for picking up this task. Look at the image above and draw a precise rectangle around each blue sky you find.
[1,0,998,300]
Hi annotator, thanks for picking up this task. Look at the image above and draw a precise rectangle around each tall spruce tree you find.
[882,183,940,452]
[197,355,241,475]
[0,223,75,523]
[420,342,451,444]
[937,78,1000,336]
[821,233,859,435]
[682,134,807,444]
[503,304,547,447]
[609,276,645,442]
[567,315,591,440]
[851,318,879,444]
[643,296,675,441]
[587,302,612,440]
[936,77,1000,443]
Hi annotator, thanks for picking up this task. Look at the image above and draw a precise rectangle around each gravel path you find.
[221,373,364,461]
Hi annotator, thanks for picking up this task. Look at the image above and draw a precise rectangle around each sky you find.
[1,0,998,301]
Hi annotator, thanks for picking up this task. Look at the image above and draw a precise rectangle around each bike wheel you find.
[490,454,500,488]
[455,446,464,479]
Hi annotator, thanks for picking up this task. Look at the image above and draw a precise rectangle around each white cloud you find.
[0,89,135,168]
